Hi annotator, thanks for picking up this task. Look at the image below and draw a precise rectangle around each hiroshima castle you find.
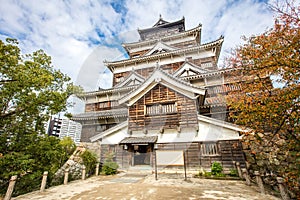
[72,16,246,170]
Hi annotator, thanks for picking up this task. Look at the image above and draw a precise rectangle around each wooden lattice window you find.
[200,143,219,156]
[145,102,177,115]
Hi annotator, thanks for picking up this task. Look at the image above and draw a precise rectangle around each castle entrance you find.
[119,136,157,166]
[133,144,152,165]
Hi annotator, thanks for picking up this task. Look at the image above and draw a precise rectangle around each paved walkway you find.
[12,173,280,200]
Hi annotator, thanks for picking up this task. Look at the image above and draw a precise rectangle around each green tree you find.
[0,38,81,196]
[227,1,299,196]
[59,137,76,165]
[0,38,79,134]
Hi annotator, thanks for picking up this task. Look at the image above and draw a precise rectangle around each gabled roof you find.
[119,67,206,106]
[138,16,185,34]
[144,41,178,56]
[114,70,145,88]
[152,16,169,27]
[122,24,202,50]
[173,61,211,77]
[90,120,128,142]
[197,115,250,133]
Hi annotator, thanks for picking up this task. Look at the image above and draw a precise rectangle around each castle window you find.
[200,143,219,156]
[145,102,177,115]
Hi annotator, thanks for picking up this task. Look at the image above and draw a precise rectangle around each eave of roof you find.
[76,85,137,98]
[119,136,158,144]
[181,68,236,81]
[71,108,128,121]
[105,36,224,69]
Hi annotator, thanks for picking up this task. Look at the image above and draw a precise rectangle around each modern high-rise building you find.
[47,117,82,145]
[59,118,82,145]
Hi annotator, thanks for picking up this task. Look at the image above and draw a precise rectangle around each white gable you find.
[144,42,178,56]
[118,68,206,106]
[114,71,145,88]
[173,62,210,78]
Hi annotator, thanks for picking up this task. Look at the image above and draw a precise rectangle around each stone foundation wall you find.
[242,132,298,198]
[51,145,87,185]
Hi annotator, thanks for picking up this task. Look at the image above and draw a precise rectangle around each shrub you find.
[211,162,223,175]
[229,168,238,177]
[101,153,119,175]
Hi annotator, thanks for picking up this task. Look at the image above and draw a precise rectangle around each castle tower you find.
[72,16,245,170]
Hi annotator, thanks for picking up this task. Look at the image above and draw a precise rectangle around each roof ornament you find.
[156,61,159,69]
[159,14,162,19]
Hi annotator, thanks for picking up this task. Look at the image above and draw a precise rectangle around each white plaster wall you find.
[197,121,240,141]
[156,128,197,143]
[101,126,129,144]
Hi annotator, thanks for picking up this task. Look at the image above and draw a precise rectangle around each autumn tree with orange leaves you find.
[227,0,299,197]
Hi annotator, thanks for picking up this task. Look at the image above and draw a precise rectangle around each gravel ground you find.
[11,172,280,200]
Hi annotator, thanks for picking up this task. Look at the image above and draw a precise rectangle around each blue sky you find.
[0,0,275,103]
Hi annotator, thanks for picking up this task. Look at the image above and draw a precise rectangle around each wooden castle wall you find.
[156,140,245,170]
[128,84,198,131]
[99,140,245,171]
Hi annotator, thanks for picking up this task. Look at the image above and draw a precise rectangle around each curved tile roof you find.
[72,108,128,120]
[105,36,223,67]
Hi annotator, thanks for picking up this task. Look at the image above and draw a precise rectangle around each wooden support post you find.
[82,165,86,180]
[64,168,69,185]
[277,177,290,200]
[236,162,243,179]
[183,151,187,181]
[232,161,236,168]
[95,163,100,176]
[4,175,17,200]
[242,168,251,186]
[254,171,265,194]
[154,150,158,181]
[40,171,48,192]
[245,161,250,170]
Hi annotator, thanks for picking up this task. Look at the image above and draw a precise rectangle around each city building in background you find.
[47,117,82,145]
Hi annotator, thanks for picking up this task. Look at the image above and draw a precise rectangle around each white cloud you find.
[0,0,275,93]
